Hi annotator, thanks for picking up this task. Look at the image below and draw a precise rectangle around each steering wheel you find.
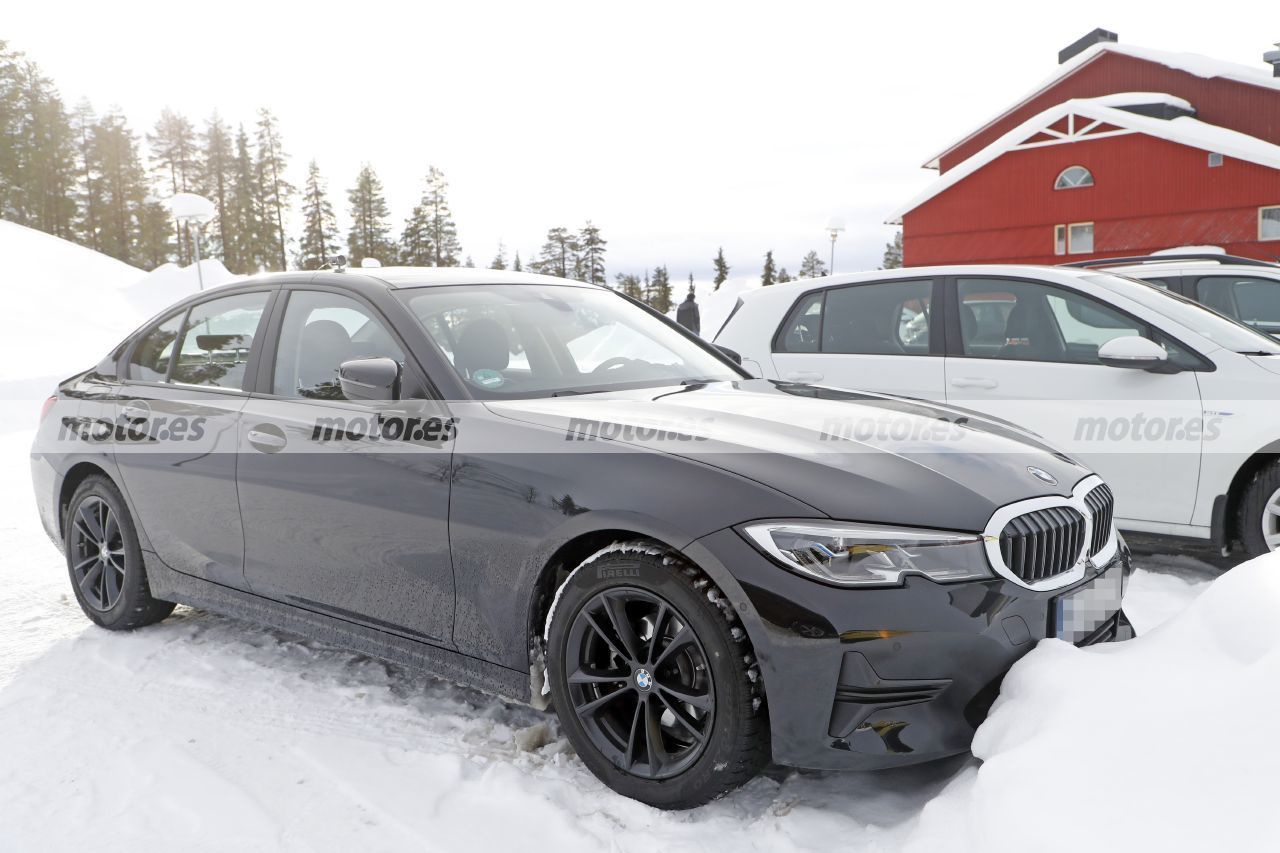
[592,356,638,374]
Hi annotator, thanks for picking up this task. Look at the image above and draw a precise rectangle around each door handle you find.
[784,371,824,384]
[950,377,999,389]
[246,426,287,453]
[121,404,149,421]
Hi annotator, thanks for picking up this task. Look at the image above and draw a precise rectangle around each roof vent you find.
[1059,28,1118,65]
[1265,43,1280,77]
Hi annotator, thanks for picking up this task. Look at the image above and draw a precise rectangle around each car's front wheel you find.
[1238,461,1280,559]
[65,475,175,630]
[545,545,767,809]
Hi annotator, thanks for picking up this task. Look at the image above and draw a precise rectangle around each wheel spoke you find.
[655,690,706,742]
[656,680,713,713]
[646,602,669,665]
[103,511,120,546]
[583,611,629,663]
[72,553,99,574]
[624,695,645,770]
[102,561,122,605]
[78,560,104,595]
[601,593,643,662]
[1266,503,1280,518]
[574,684,631,717]
[1265,531,1280,549]
[642,695,666,773]
[567,666,628,685]
[652,624,696,669]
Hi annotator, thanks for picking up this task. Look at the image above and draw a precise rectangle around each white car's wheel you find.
[1238,462,1280,558]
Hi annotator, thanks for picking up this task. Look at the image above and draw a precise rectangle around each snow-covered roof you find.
[887,93,1280,224]
[923,42,1280,169]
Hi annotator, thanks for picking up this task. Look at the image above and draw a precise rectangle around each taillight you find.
[40,395,57,424]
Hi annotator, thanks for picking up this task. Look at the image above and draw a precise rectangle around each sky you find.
[5,0,1277,280]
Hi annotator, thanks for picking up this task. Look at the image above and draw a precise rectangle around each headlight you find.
[740,521,993,587]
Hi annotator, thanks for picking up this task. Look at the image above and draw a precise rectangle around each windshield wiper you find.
[550,387,615,397]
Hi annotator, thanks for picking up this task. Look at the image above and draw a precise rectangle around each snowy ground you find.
[2,223,1275,851]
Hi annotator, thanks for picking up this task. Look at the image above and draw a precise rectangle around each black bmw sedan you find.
[30,267,1132,808]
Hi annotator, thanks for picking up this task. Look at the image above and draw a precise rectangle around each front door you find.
[769,278,946,400]
[236,288,455,644]
[943,276,1205,525]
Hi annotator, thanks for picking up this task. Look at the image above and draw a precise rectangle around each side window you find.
[170,292,269,389]
[1196,276,1280,334]
[273,290,406,400]
[958,278,1197,367]
[128,310,184,382]
[776,292,824,353]
[820,280,933,355]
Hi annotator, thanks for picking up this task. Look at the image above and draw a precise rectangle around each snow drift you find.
[903,552,1280,853]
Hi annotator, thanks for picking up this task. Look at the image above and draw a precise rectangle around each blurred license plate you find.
[1054,567,1123,643]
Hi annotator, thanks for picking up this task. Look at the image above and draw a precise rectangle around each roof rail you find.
[1062,253,1280,269]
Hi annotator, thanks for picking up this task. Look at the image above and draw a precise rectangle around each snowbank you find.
[903,552,1280,853]
[0,220,143,384]
[120,257,241,318]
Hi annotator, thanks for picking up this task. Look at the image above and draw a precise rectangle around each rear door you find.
[942,276,1205,525]
[769,278,947,399]
[113,288,273,588]
[236,286,456,644]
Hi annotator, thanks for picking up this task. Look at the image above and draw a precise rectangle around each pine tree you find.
[346,164,395,265]
[490,241,507,270]
[532,226,577,278]
[799,250,828,278]
[648,265,673,313]
[464,255,475,268]
[712,247,729,290]
[614,273,643,300]
[226,125,262,273]
[255,108,293,271]
[882,230,904,269]
[88,110,152,264]
[148,108,200,263]
[512,251,522,272]
[199,112,234,263]
[70,100,101,251]
[0,44,77,239]
[297,160,339,271]
[777,267,792,283]
[761,250,777,287]
[400,166,460,266]
[576,221,607,284]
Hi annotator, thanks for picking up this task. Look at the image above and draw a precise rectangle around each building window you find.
[1054,224,1067,256]
[1208,152,1224,168]
[1068,222,1094,254]
[1054,165,1094,190]
[1262,206,1280,241]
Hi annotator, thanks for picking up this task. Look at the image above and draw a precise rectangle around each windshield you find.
[398,284,742,398]
[1086,274,1280,355]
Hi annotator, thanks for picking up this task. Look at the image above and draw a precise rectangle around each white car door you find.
[943,276,1205,526]
[769,278,947,400]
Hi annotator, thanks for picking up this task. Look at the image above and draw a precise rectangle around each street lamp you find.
[826,217,845,275]
[164,192,216,291]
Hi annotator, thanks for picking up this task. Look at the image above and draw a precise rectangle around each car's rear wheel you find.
[546,545,767,809]
[65,476,175,630]
[1238,461,1280,559]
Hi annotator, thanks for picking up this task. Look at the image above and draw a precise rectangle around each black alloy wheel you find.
[68,495,127,611]
[564,587,715,780]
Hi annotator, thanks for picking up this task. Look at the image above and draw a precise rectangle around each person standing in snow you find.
[677,289,701,336]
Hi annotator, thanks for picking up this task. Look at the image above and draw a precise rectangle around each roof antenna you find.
[327,254,347,272]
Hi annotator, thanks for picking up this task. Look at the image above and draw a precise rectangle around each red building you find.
[892,33,1280,266]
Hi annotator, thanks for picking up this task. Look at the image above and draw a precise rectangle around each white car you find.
[714,265,1280,559]
[1065,252,1280,339]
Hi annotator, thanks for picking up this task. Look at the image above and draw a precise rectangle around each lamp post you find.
[826,217,845,275]
[164,193,216,291]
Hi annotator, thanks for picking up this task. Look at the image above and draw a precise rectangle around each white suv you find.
[1065,252,1280,339]
[714,265,1280,559]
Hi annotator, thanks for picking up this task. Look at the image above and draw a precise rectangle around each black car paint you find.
[31,270,1130,771]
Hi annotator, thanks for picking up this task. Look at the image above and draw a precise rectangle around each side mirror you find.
[339,357,402,401]
[1097,336,1175,373]
[714,344,743,365]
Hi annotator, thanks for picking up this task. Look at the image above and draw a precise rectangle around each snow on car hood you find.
[482,379,1090,532]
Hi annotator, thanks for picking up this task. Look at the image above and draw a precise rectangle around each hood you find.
[1248,355,1280,378]
[483,379,1090,533]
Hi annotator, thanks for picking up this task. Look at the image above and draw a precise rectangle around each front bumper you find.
[685,527,1133,771]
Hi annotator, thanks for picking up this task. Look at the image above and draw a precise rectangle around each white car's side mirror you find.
[1097,336,1175,373]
